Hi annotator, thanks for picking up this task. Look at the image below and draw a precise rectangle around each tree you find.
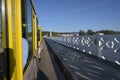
[79,30,85,35]
[87,29,94,35]
[97,30,117,35]
[52,32,59,36]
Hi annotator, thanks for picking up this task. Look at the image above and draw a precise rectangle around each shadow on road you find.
[37,69,48,80]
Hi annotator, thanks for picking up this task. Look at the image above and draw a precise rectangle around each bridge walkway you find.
[37,40,66,80]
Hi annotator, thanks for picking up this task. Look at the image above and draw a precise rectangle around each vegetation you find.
[96,30,120,35]
[79,30,86,35]
[42,31,49,36]
[42,31,59,37]
[79,29,120,35]
[87,29,94,35]
[42,29,120,37]
[52,32,59,36]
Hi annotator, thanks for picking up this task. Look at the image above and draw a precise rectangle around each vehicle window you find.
[22,0,33,72]
[26,0,33,65]
[37,29,40,42]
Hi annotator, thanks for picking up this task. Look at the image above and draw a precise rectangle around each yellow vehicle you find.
[0,0,42,80]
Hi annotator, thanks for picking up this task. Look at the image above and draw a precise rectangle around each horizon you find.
[42,29,120,33]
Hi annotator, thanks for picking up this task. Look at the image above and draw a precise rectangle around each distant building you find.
[58,32,79,36]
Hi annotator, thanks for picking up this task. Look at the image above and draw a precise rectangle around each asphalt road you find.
[45,39,120,80]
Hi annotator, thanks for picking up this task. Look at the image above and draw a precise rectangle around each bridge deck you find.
[45,39,120,80]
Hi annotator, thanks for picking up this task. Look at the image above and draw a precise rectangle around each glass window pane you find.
[22,0,33,72]
[37,29,40,42]
[27,0,33,63]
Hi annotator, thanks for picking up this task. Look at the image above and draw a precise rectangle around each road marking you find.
[68,64,79,70]
[75,72,91,80]
[81,59,91,63]
[83,68,100,74]
[90,65,105,71]
[87,72,102,79]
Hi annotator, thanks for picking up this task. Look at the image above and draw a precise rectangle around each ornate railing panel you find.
[48,34,120,64]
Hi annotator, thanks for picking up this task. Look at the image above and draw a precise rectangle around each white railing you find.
[48,34,120,65]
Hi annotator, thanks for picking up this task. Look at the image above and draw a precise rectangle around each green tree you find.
[79,30,85,35]
[87,29,94,35]
[52,32,59,36]
[96,30,119,35]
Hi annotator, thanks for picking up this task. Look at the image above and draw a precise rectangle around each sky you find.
[33,0,120,32]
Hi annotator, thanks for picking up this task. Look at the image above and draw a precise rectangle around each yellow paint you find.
[15,0,23,80]
[38,25,42,43]
[34,16,37,51]
[32,12,35,54]
[40,26,42,43]
[32,10,37,54]
[2,0,39,79]
[7,0,23,80]
[7,0,12,49]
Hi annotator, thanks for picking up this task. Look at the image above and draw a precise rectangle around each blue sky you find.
[33,0,120,32]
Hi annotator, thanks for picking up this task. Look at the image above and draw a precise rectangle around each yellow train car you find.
[0,0,42,80]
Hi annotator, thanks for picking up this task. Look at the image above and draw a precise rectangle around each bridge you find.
[37,34,120,80]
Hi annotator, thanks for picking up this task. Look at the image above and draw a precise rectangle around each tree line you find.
[79,29,120,35]
[42,29,120,37]
[42,31,59,36]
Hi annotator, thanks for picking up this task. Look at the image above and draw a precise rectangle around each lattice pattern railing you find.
[48,34,120,64]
